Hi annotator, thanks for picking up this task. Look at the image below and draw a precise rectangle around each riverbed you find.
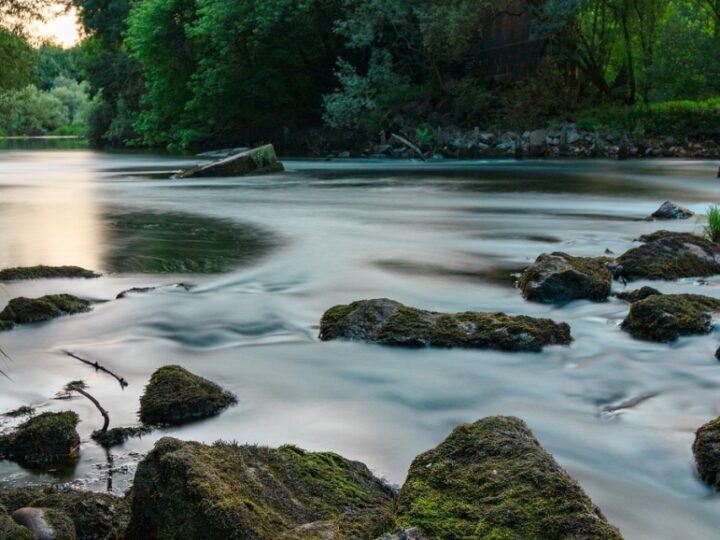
[0,148,719,539]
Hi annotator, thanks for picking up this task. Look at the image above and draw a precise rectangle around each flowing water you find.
[0,147,719,539]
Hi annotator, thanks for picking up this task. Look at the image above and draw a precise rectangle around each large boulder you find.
[139,365,237,425]
[621,294,720,342]
[0,295,91,331]
[0,412,80,468]
[651,201,694,220]
[176,144,284,178]
[693,417,720,489]
[527,129,548,157]
[124,437,394,539]
[11,507,76,540]
[319,299,571,352]
[518,253,612,303]
[395,416,621,540]
[0,266,99,281]
[616,231,720,281]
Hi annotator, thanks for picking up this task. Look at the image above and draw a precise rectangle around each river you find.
[0,147,719,539]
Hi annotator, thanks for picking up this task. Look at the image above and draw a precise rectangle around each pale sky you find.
[30,6,81,48]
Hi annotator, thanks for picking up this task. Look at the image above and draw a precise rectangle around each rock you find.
[616,231,720,281]
[395,416,622,540]
[0,412,80,468]
[29,491,124,540]
[0,295,91,330]
[615,287,662,303]
[319,299,572,352]
[518,253,612,304]
[0,488,45,514]
[175,144,284,178]
[693,417,720,489]
[124,437,394,539]
[527,129,547,157]
[0,266,99,281]
[375,528,425,540]
[716,346,720,361]
[651,201,694,220]
[91,426,151,448]
[11,507,76,540]
[621,294,720,342]
[139,365,237,425]
[0,510,33,540]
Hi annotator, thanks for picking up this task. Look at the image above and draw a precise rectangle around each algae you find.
[0,266,100,281]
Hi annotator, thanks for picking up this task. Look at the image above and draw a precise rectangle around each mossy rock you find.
[139,366,237,425]
[621,294,720,342]
[693,417,720,490]
[31,490,123,540]
[395,416,622,540]
[124,437,394,539]
[0,294,91,330]
[0,510,33,540]
[0,266,100,281]
[176,144,284,178]
[616,231,720,281]
[614,287,662,303]
[0,411,80,468]
[0,488,45,514]
[518,253,612,303]
[91,426,152,448]
[11,507,76,540]
[319,299,571,353]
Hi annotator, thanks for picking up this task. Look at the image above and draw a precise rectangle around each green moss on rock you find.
[319,299,571,352]
[11,507,76,540]
[621,294,720,342]
[0,411,80,468]
[395,416,622,540]
[139,365,237,425]
[0,266,100,281]
[125,437,394,539]
[693,417,720,490]
[616,231,720,281]
[31,490,123,540]
[0,511,33,540]
[615,287,662,303]
[518,253,612,303]
[0,294,91,330]
[91,426,152,448]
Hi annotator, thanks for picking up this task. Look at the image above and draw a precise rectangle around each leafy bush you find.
[705,205,720,243]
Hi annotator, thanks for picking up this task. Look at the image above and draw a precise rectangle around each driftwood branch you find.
[64,351,128,388]
[65,381,110,433]
[391,133,426,161]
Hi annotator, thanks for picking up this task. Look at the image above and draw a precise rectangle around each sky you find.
[30,6,81,48]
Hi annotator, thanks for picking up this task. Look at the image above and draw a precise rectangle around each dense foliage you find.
[1,0,719,148]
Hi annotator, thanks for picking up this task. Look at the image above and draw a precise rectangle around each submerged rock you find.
[319,298,571,352]
[11,507,76,540]
[175,144,284,178]
[518,253,612,303]
[621,294,720,342]
[651,201,694,220]
[0,412,80,468]
[139,365,237,425]
[0,266,99,281]
[125,437,394,539]
[615,286,662,303]
[694,417,720,489]
[395,416,622,540]
[616,231,720,281]
[0,295,91,330]
[91,426,151,448]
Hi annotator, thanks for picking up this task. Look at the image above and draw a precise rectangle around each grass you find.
[705,205,720,242]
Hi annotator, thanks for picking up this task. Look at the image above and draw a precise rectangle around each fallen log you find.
[174,144,284,178]
[390,133,426,161]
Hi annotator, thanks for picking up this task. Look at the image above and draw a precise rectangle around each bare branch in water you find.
[64,351,128,388]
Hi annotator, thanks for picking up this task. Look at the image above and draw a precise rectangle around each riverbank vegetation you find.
[1,0,719,152]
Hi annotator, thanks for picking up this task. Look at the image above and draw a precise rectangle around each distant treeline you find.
[2,0,719,149]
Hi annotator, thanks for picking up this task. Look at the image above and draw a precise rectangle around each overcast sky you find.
[31,6,80,48]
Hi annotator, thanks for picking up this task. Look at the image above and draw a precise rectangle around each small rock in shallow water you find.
[139,365,237,425]
[320,298,572,352]
[395,416,622,540]
[0,295,91,330]
[651,201,694,220]
[693,417,720,489]
[91,426,152,448]
[615,287,662,303]
[518,252,612,303]
[0,412,80,468]
[621,293,720,342]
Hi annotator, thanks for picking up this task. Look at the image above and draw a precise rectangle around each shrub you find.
[705,205,720,243]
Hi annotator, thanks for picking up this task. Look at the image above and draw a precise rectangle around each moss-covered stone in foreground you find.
[11,507,76,540]
[125,437,394,539]
[395,416,622,540]
[0,411,80,468]
[518,252,612,304]
[0,266,100,281]
[693,417,720,490]
[616,231,720,281]
[0,294,92,330]
[319,299,572,352]
[621,293,720,342]
[0,511,33,540]
[139,365,237,425]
